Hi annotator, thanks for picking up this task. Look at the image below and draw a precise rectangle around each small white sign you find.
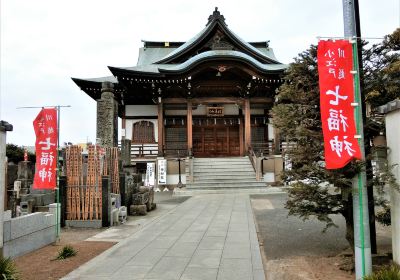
[146,162,155,186]
[158,159,167,185]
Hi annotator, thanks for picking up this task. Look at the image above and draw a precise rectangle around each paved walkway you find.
[63,194,265,280]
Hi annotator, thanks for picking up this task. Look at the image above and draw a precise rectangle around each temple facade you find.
[73,8,287,185]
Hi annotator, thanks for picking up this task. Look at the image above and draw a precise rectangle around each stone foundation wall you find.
[3,203,58,258]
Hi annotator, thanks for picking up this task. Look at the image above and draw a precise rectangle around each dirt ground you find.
[265,255,354,280]
[14,228,115,280]
[251,194,393,280]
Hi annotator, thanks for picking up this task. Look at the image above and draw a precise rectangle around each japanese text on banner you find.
[317,40,361,169]
[33,108,58,189]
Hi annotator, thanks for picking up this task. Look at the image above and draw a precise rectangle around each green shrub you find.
[56,245,77,260]
[0,256,19,280]
[364,264,400,280]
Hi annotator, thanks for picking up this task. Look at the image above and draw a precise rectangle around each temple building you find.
[72,8,288,187]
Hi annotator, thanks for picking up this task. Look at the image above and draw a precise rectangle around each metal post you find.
[342,1,372,278]
[177,150,182,188]
[56,106,60,240]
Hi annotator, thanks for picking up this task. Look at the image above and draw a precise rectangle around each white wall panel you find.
[126,105,157,116]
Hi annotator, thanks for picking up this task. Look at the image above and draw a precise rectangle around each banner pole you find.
[343,0,372,277]
[16,105,70,243]
[56,106,60,241]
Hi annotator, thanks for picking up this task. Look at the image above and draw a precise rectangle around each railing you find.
[248,146,262,181]
[251,141,275,157]
[248,141,298,182]
[163,148,188,158]
[251,141,297,157]
[130,143,158,158]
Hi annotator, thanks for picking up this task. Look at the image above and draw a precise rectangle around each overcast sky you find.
[1,0,399,146]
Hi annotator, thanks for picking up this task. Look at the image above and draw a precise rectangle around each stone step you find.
[194,163,253,167]
[193,162,251,166]
[193,168,254,173]
[194,157,248,161]
[174,186,287,195]
[193,173,256,176]
[189,157,260,191]
[193,162,250,165]
[193,175,256,179]
[192,179,259,183]
[193,160,250,166]
[186,182,267,189]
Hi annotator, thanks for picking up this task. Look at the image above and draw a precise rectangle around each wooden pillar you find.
[239,117,244,156]
[157,99,164,156]
[187,100,193,156]
[244,98,251,153]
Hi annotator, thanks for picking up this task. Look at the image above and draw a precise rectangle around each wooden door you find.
[193,124,239,157]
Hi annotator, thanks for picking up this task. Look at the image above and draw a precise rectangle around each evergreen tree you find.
[364,28,400,108]
[272,29,399,249]
[272,45,360,248]
[6,144,35,164]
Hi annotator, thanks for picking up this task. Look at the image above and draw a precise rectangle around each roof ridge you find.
[207,7,226,26]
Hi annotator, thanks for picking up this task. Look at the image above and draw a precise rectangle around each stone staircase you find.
[185,157,267,191]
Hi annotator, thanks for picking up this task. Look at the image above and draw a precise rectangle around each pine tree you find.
[272,45,360,248]
[364,28,400,108]
[272,29,399,250]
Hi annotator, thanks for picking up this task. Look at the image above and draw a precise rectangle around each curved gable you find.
[155,8,281,65]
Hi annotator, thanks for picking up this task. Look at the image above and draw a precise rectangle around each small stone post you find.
[0,121,13,256]
[59,176,67,227]
[120,139,131,167]
[97,82,118,148]
[102,176,111,227]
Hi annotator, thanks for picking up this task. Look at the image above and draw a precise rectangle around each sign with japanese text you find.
[33,108,58,189]
[145,162,155,186]
[207,107,224,117]
[317,40,361,169]
[157,159,167,185]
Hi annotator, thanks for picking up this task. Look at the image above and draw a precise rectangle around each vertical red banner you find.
[33,108,58,189]
[317,40,361,169]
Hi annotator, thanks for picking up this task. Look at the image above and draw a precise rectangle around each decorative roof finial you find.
[207,7,226,26]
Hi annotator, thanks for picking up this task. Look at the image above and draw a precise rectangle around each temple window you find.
[132,121,155,143]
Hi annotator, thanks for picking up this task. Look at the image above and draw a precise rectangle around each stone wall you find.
[385,107,400,265]
[3,203,58,258]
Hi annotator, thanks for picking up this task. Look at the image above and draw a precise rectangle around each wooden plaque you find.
[207,107,224,116]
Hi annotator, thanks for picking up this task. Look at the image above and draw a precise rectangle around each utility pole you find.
[342,1,372,278]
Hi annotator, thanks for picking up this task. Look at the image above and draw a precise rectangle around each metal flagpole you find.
[17,105,71,241]
[342,1,372,278]
[56,106,60,240]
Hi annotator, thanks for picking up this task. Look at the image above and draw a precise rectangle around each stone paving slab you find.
[62,194,266,280]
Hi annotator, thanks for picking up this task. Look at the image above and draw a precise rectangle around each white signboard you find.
[145,162,155,186]
[158,159,167,185]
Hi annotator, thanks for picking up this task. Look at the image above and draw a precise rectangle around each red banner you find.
[33,108,58,189]
[317,40,361,169]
